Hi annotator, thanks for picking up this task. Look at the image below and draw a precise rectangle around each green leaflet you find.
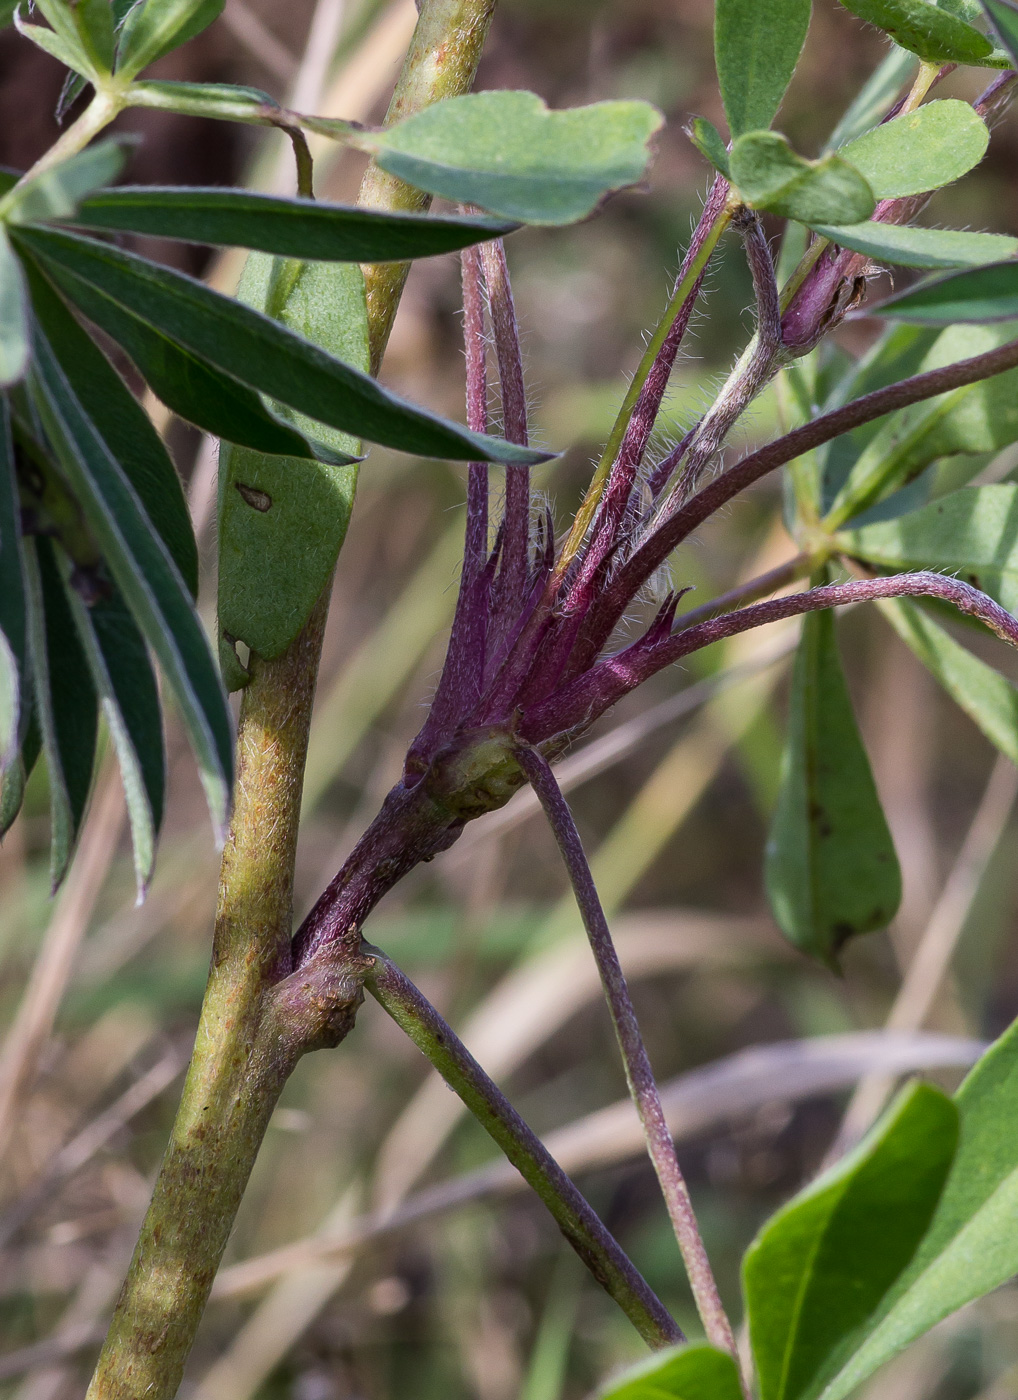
[70,585,165,896]
[218,254,368,666]
[27,255,347,460]
[808,221,1017,269]
[15,225,548,465]
[73,186,519,262]
[837,483,1018,614]
[838,100,988,198]
[0,230,29,387]
[867,260,1018,323]
[23,255,198,594]
[24,537,99,889]
[816,1016,1018,1399]
[825,322,1018,524]
[13,10,94,75]
[729,132,875,225]
[2,138,129,225]
[838,0,995,63]
[125,79,279,124]
[714,0,811,139]
[685,117,730,178]
[878,597,1018,765]
[28,330,233,839]
[744,1083,957,1400]
[116,0,225,77]
[353,90,664,226]
[596,1344,744,1400]
[765,599,901,964]
[0,397,27,766]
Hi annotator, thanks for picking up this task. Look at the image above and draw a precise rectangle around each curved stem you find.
[366,953,684,1350]
[514,745,742,1374]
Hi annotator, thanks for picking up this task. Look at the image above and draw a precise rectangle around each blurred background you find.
[2,2,1018,1397]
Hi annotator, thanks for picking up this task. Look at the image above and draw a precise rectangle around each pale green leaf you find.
[116,0,224,77]
[744,1083,957,1400]
[355,90,664,226]
[714,0,811,139]
[730,132,876,224]
[597,1344,744,1400]
[218,253,368,666]
[837,483,1018,612]
[0,231,29,387]
[4,139,129,225]
[0,628,16,769]
[838,100,988,198]
[808,220,1017,269]
[816,1016,1018,1399]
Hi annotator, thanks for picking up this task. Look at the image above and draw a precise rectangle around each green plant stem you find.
[366,953,684,1350]
[83,4,501,1396]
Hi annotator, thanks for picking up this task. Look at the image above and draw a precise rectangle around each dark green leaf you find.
[838,0,994,63]
[70,585,165,896]
[837,483,1018,613]
[838,99,988,198]
[218,254,366,665]
[815,1018,1018,1399]
[25,252,348,460]
[983,0,1018,61]
[15,225,548,464]
[23,254,198,593]
[878,597,1018,765]
[0,230,29,386]
[72,186,519,261]
[28,329,233,837]
[765,596,901,964]
[809,220,1017,269]
[116,0,224,77]
[744,1082,957,1400]
[0,0,16,29]
[355,90,664,226]
[714,0,811,139]
[0,166,20,195]
[685,117,730,177]
[597,1344,744,1400]
[24,536,99,887]
[4,139,129,225]
[729,132,876,224]
[867,260,1018,323]
[0,397,27,766]
[825,322,1018,523]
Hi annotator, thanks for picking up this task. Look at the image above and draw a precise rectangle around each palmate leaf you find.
[72,187,519,261]
[218,254,367,669]
[70,585,165,896]
[13,225,548,465]
[714,0,811,140]
[24,536,99,887]
[815,1017,1018,1399]
[28,328,233,838]
[837,99,988,199]
[23,255,198,593]
[744,1083,957,1400]
[765,596,901,965]
[867,260,1018,323]
[340,90,664,227]
[596,1345,744,1400]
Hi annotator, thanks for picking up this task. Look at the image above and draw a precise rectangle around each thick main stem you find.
[515,746,741,1369]
[85,4,502,1396]
[367,955,683,1349]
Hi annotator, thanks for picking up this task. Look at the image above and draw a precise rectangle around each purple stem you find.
[405,246,491,774]
[482,238,531,605]
[579,335,1018,659]
[523,571,1018,743]
[366,954,684,1349]
[515,744,742,1367]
